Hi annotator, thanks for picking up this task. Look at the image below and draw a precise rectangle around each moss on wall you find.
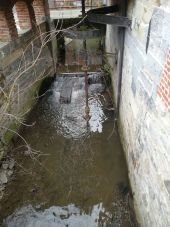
[0,67,53,160]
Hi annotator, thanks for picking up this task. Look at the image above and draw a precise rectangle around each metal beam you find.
[87,14,131,27]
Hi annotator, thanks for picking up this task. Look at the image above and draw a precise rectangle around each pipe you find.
[84,70,89,112]
[82,40,90,121]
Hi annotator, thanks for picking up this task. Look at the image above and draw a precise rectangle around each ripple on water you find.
[40,76,106,139]
[0,73,138,227]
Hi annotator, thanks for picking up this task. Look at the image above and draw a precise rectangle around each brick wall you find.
[15,1,32,30]
[0,0,49,41]
[33,0,46,24]
[0,7,18,41]
[0,9,10,41]
[157,50,170,113]
[43,0,50,17]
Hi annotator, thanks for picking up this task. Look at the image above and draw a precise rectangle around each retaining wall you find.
[106,0,170,226]
[0,22,54,159]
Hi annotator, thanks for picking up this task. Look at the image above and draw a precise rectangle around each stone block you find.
[133,1,145,22]
[125,32,146,70]
[104,4,170,227]
[142,8,153,24]
[164,180,170,195]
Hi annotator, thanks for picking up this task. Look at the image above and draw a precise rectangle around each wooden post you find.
[81,0,86,16]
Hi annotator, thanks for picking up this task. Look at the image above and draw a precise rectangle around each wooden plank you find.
[87,14,131,27]
[87,5,119,14]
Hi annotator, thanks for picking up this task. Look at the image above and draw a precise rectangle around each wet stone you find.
[60,88,72,104]
[0,191,4,200]
[7,170,13,177]
[2,163,8,170]
[0,184,5,192]
[0,171,8,184]
[88,73,103,84]
[60,78,74,104]
[8,159,15,170]
[164,180,170,195]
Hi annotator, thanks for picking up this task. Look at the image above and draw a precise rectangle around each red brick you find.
[167,60,170,67]
[33,0,46,23]
[162,91,169,103]
[15,1,32,30]
[0,8,18,41]
[0,0,49,41]
[157,89,162,98]
[163,69,169,76]
[157,49,170,113]
[165,64,170,73]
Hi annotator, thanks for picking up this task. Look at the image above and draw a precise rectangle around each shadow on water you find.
[0,72,138,227]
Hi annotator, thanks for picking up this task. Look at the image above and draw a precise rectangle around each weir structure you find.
[0,1,170,227]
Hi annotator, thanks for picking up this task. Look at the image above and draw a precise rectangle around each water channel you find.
[0,73,135,227]
[0,37,138,227]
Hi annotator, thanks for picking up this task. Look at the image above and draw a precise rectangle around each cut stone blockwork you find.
[157,50,170,113]
[106,2,170,227]
[15,1,32,30]
[0,0,56,160]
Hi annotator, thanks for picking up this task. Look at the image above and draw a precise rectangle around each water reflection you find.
[4,203,112,227]
[0,73,137,227]
[41,74,106,139]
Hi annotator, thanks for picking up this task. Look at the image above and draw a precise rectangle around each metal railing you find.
[48,0,104,10]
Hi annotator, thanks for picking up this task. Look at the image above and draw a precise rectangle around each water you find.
[0,73,137,226]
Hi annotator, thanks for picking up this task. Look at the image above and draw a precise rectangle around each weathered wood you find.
[87,14,131,27]
[87,5,119,15]
[81,0,85,16]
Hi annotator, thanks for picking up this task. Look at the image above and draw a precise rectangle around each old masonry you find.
[0,0,170,227]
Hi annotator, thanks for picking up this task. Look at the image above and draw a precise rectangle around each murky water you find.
[0,73,137,227]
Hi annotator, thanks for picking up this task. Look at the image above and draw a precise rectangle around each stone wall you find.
[0,22,54,159]
[106,0,170,226]
[105,25,120,106]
